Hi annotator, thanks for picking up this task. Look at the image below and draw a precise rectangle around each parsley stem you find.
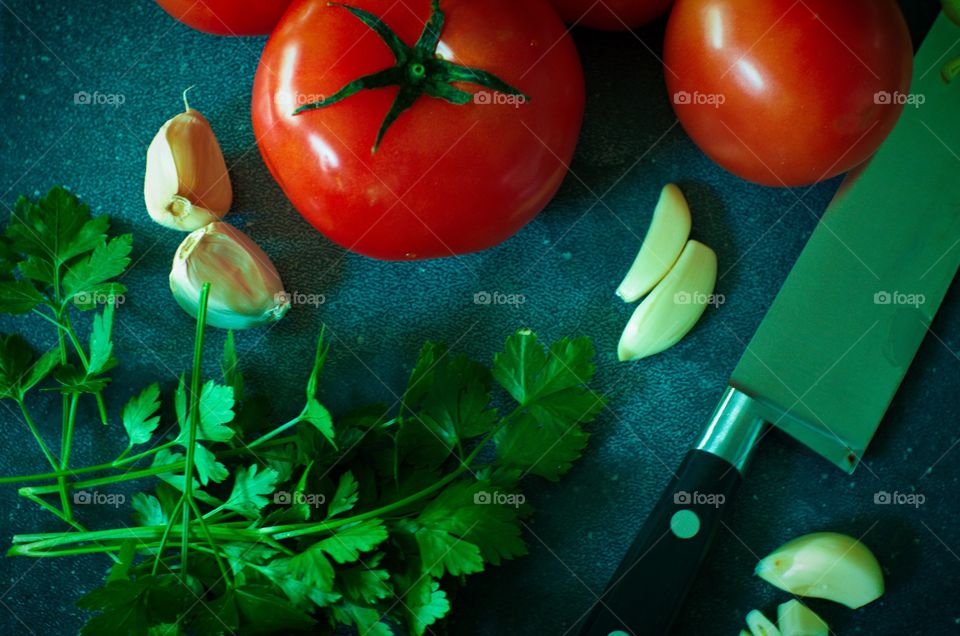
[32,306,108,425]
[245,409,306,450]
[60,393,79,479]
[61,312,108,425]
[13,524,262,554]
[0,435,293,485]
[180,282,212,578]
[187,497,232,586]
[268,408,519,541]
[17,399,71,517]
[17,400,60,472]
[152,496,185,575]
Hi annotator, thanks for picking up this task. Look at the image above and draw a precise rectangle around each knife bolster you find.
[696,387,766,473]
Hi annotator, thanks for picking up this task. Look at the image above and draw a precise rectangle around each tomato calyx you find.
[294,0,529,152]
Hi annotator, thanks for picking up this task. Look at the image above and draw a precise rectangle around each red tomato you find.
[664,0,912,187]
[154,0,294,36]
[252,0,584,260]
[547,0,674,30]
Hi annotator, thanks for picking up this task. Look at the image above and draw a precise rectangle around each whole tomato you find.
[547,0,674,30]
[252,0,584,260]
[154,0,294,36]
[664,0,912,187]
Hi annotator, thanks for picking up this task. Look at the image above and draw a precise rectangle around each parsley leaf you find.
[418,478,527,565]
[397,575,450,636]
[77,574,189,636]
[326,471,359,518]
[0,279,45,314]
[174,376,235,470]
[6,187,108,267]
[131,493,166,526]
[0,335,57,400]
[189,585,316,635]
[122,383,162,447]
[62,234,132,303]
[493,331,604,480]
[300,398,335,447]
[223,465,279,518]
[289,520,388,590]
[318,519,388,564]
[87,301,116,376]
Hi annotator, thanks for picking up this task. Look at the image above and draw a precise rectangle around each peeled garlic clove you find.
[170,222,290,330]
[746,610,781,636]
[617,183,692,302]
[618,240,717,361]
[755,532,884,609]
[145,95,232,231]
[777,600,828,636]
[739,631,752,636]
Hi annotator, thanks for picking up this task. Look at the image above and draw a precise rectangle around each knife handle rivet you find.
[670,509,701,539]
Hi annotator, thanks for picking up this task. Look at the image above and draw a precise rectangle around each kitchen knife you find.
[578,12,960,636]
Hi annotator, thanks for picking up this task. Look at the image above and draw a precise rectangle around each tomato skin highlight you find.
[664,0,912,187]
[253,0,585,260]
[154,0,294,36]
[547,0,674,30]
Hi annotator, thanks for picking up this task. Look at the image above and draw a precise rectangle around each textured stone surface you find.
[0,1,953,635]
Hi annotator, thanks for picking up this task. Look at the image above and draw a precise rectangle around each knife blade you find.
[578,12,960,636]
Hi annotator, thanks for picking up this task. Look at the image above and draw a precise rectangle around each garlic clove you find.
[170,222,290,330]
[145,97,232,232]
[739,631,752,636]
[746,610,781,636]
[755,532,884,609]
[617,240,717,361]
[777,600,828,636]
[617,183,692,302]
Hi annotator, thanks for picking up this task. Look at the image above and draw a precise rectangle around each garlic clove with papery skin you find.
[755,532,884,609]
[170,222,290,330]
[776,600,828,636]
[145,93,232,231]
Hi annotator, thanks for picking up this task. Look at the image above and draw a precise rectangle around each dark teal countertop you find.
[0,1,954,635]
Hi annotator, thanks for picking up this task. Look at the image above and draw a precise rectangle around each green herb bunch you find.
[0,187,605,635]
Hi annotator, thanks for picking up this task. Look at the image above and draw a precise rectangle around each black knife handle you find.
[576,449,742,636]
